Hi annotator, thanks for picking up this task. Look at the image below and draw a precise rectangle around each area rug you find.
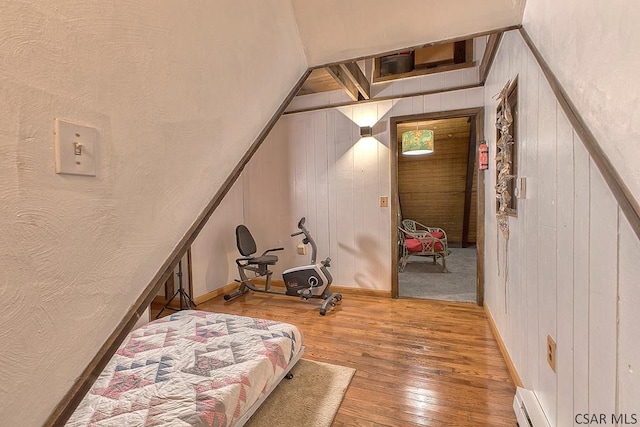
[245,359,355,427]
[398,247,477,302]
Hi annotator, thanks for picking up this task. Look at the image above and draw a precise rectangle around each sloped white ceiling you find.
[290,0,526,66]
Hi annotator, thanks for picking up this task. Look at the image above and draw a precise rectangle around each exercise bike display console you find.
[224,217,342,315]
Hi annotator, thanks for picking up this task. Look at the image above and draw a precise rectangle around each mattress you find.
[67,310,304,427]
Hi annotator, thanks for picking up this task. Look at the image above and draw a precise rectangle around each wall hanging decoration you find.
[494,80,516,311]
[495,80,515,241]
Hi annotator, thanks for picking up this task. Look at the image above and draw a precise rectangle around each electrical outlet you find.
[380,196,388,207]
[547,335,556,373]
[297,244,306,255]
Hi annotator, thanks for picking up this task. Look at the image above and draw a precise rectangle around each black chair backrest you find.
[236,225,257,257]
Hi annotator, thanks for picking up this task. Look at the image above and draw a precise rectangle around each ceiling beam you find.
[340,62,370,100]
[479,31,503,84]
[326,62,370,101]
[326,65,360,101]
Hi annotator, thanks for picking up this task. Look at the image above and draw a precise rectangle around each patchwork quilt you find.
[67,310,303,427]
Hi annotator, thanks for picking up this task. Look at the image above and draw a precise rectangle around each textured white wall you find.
[523,0,640,214]
[0,1,306,424]
[484,30,640,426]
[190,180,244,298]
[290,0,525,66]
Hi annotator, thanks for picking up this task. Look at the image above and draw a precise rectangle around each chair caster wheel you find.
[319,309,326,316]
[285,372,294,379]
[224,295,231,301]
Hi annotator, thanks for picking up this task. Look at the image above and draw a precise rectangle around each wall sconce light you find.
[402,129,434,155]
[360,126,373,137]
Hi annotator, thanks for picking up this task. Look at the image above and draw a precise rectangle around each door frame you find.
[390,107,486,306]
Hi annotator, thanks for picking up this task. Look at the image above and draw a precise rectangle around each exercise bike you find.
[224,217,342,315]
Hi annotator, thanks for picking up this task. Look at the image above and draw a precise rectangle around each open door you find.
[390,108,485,306]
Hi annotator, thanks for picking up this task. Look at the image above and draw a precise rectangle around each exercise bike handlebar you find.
[262,247,284,256]
[292,217,317,264]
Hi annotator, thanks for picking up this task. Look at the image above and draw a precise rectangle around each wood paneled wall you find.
[398,118,476,244]
[484,30,640,425]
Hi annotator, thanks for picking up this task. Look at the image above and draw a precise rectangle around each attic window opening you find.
[374,39,473,83]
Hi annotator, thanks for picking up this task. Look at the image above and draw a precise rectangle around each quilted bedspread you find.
[67,310,303,427]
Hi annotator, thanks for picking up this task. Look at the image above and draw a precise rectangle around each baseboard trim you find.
[484,304,523,387]
[330,285,391,298]
[194,283,239,304]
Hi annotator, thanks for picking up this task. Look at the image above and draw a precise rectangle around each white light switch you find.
[54,119,97,176]
[517,177,527,199]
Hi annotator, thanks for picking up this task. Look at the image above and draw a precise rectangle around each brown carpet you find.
[245,359,355,427]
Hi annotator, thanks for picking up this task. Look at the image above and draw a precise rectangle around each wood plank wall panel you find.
[333,108,357,284]
[535,69,558,425]
[555,106,575,425]
[572,135,591,415]
[327,110,340,283]
[313,112,330,257]
[617,214,640,414]
[587,163,618,416]
[398,135,471,244]
[522,43,540,393]
[508,33,529,386]
[484,29,640,426]
[353,103,383,285]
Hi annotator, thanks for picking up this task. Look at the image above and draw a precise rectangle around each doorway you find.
[390,108,485,306]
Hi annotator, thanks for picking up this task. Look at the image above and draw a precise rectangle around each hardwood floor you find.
[153,291,517,426]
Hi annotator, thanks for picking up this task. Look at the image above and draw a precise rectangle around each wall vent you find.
[513,387,551,427]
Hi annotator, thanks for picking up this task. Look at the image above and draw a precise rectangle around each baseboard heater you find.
[513,387,551,427]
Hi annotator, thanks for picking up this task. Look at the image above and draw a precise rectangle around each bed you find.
[67,310,304,427]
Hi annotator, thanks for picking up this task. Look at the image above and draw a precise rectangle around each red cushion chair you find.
[398,220,449,272]
[405,238,423,252]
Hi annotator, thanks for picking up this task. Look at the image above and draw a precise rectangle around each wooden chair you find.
[398,219,449,272]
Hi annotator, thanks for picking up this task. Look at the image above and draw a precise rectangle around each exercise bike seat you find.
[235,225,282,265]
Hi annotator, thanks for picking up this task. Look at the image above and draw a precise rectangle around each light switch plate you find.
[517,177,526,199]
[54,118,97,176]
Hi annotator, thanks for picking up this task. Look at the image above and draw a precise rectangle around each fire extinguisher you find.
[479,141,489,170]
